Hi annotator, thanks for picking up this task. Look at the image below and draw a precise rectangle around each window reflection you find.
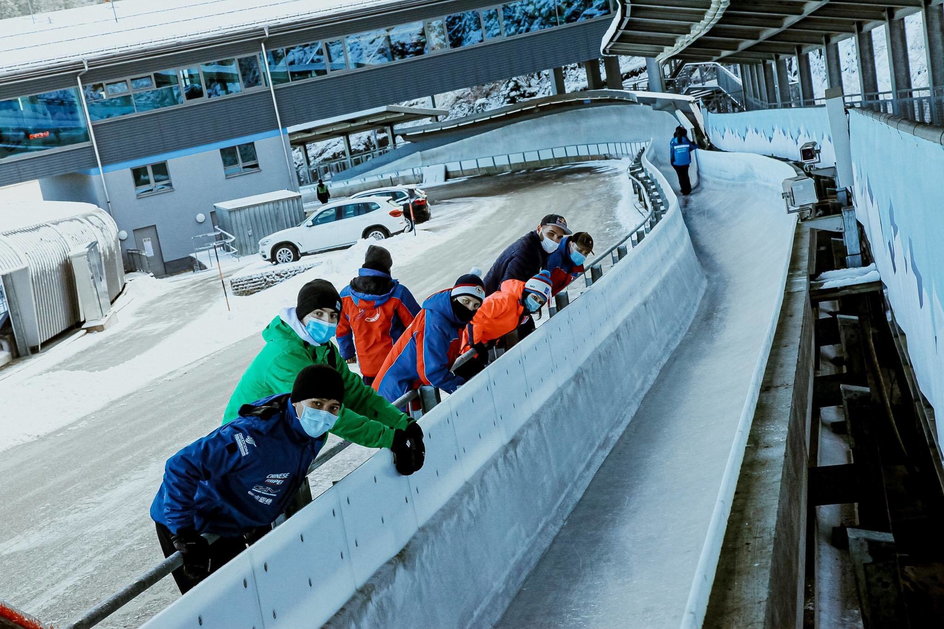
[266,49,291,85]
[388,22,426,60]
[201,59,242,98]
[425,19,447,52]
[446,11,484,48]
[347,30,393,67]
[502,0,560,36]
[285,42,327,79]
[0,88,89,160]
[325,40,347,71]
[180,67,204,100]
[560,0,610,23]
[238,55,263,88]
[481,8,502,39]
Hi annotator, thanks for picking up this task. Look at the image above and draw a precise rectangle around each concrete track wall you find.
[142,131,708,629]
[704,108,835,167]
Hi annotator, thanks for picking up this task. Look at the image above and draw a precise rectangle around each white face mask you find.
[540,234,559,253]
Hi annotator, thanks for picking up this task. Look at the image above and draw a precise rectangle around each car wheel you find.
[403,217,414,233]
[363,226,389,240]
[272,243,299,264]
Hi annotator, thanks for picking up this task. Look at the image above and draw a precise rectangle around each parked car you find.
[350,185,430,228]
[259,197,409,264]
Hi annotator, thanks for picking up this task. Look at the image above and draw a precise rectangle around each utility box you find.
[782,176,818,212]
[69,241,111,323]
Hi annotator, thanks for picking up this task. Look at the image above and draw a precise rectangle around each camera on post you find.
[799,141,820,165]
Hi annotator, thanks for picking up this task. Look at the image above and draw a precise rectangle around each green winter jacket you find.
[222,314,409,448]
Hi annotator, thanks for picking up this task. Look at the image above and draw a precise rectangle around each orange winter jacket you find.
[461,279,527,351]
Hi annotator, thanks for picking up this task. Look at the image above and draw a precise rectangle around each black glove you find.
[391,427,425,475]
[405,420,423,442]
[171,528,210,579]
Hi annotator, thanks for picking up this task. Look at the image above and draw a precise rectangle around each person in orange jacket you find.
[459,270,553,362]
[546,231,594,296]
[337,246,421,386]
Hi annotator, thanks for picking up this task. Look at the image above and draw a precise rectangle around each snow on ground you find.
[815,262,881,289]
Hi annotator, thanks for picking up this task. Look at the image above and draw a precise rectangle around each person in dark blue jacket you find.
[670,126,697,195]
[150,364,422,593]
[483,214,571,295]
[373,274,486,405]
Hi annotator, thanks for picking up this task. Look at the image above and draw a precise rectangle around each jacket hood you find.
[237,392,313,444]
[277,306,325,346]
[499,278,527,297]
[347,269,398,305]
[263,308,322,347]
[423,289,465,327]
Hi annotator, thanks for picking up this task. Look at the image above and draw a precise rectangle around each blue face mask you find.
[305,318,337,344]
[524,293,545,313]
[570,249,586,266]
[298,405,338,438]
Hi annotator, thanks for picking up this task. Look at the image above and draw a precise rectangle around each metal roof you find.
[602,0,938,64]
[286,105,448,146]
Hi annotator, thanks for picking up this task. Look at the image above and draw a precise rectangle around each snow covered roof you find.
[0,201,109,232]
[213,189,300,210]
[0,0,401,80]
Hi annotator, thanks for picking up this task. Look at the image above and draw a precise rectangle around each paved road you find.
[0,163,638,628]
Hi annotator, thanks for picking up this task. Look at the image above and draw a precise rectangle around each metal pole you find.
[260,38,298,191]
[76,63,114,216]
[214,244,231,312]
[617,245,628,260]
[554,292,570,312]
[590,266,603,284]
[419,386,440,414]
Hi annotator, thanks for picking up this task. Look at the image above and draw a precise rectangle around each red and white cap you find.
[451,273,486,301]
[524,270,553,301]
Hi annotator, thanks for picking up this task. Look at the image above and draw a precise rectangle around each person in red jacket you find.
[459,270,553,364]
[546,231,594,296]
[337,246,421,385]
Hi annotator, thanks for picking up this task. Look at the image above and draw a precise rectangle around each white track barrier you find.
[143,136,707,629]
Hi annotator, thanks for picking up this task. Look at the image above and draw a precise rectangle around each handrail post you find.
[617,245,628,260]
[554,292,570,312]
[419,386,440,414]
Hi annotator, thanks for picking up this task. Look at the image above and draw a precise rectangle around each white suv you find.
[259,196,408,264]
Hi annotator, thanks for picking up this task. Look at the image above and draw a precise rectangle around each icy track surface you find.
[0,163,644,628]
[496,150,797,628]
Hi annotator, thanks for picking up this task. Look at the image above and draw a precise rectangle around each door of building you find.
[133,225,166,276]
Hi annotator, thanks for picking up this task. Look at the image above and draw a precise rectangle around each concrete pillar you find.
[301,142,313,184]
[775,56,792,105]
[645,57,664,92]
[738,63,753,105]
[823,39,843,90]
[603,56,623,89]
[342,133,353,170]
[796,48,814,106]
[584,59,603,90]
[387,125,397,149]
[762,61,778,104]
[922,3,944,125]
[885,10,913,118]
[855,22,879,103]
[551,66,566,95]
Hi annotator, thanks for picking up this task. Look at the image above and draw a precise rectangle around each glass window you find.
[131,161,172,196]
[132,86,181,113]
[266,49,291,84]
[560,0,611,23]
[220,142,260,177]
[325,40,347,71]
[346,30,393,67]
[130,75,154,90]
[502,0,559,36]
[105,81,129,96]
[314,208,337,224]
[482,8,502,38]
[238,55,263,88]
[0,88,90,160]
[388,22,427,60]
[425,19,447,52]
[87,93,134,120]
[446,11,484,48]
[340,204,360,220]
[180,67,204,100]
[201,59,241,98]
[284,42,327,80]
[154,70,179,88]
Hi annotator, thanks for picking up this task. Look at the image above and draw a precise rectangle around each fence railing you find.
[64,139,666,629]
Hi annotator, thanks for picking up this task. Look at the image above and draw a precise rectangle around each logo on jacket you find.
[364,312,381,323]
[234,433,257,457]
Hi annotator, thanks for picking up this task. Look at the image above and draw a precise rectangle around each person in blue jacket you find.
[483,214,571,295]
[373,273,486,405]
[150,364,422,593]
[670,126,697,195]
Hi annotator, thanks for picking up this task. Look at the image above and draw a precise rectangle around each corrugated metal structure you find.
[214,190,304,257]
[0,201,124,352]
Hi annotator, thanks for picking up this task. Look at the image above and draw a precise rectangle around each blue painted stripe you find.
[88,128,283,174]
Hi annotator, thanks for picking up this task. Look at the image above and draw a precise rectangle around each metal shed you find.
[0,201,124,354]
[213,190,304,258]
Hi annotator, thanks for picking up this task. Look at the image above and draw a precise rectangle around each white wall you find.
[704,107,836,167]
[142,135,709,629]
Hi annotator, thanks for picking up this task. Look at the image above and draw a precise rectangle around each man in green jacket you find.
[223,279,424,474]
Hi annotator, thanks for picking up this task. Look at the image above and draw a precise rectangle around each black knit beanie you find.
[363,245,393,274]
[291,365,345,404]
[296,279,341,319]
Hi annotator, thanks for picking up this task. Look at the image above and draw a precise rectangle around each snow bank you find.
[815,263,880,288]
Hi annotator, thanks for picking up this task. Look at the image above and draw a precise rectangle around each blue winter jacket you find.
[670,136,696,166]
[150,394,325,536]
[483,231,548,295]
[373,290,467,402]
